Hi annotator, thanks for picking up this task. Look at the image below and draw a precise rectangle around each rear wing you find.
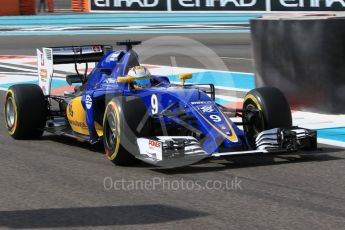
[48,45,113,64]
[37,45,113,95]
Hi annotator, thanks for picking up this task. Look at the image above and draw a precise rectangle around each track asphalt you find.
[0,16,345,229]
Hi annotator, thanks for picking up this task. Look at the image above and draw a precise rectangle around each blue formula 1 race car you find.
[4,41,317,168]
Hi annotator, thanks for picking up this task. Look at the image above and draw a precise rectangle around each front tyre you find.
[4,84,47,139]
[103,96,150,166]
[242,87,292,147]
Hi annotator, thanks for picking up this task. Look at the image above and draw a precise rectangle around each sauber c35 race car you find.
[4,41,317,168]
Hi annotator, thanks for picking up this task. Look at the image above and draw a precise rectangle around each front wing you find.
[136,127,317,167]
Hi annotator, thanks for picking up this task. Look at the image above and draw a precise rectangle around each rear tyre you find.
[4,84,47,139]
[103,96,150,166]
[242,87,292,147]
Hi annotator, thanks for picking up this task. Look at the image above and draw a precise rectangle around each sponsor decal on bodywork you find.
[85,95,93,110]
[137,138,163,161]
[69,120,88,129]
[199,105,215,113]
[190,101,213,105]
[137,136,207,162]
[37,48,53,95]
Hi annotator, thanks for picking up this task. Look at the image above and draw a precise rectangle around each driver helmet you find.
[127,66,152,88]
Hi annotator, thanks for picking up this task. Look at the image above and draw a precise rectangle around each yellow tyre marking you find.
[244,93,265,131]
[5,90,18,135]
[244,94,262,110]
[104,101,121,161]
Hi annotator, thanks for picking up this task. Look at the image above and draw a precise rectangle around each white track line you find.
[216,95,243,102]
[318,138,345,149]
[0,64,36,73]
[0,63,66,77]
[220,57,253,61]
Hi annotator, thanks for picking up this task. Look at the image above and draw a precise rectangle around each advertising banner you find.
[90,0,345,12]
[171,0,266,11]
[91,0,168,11]
[271,0,345,11]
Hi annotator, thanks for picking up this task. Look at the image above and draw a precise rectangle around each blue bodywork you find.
[80,48,248,155]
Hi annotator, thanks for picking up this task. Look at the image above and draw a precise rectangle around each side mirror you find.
[66,74,82,85]
[179,73,192,80]
[117,76,135,83]
[178,73,192,87]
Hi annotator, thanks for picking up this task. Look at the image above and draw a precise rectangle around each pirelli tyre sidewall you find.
[4,84,47,139]
[243,87,292,146]
[103,96,150,166]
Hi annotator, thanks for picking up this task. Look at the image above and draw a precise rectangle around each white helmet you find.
[128,66,151,88]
